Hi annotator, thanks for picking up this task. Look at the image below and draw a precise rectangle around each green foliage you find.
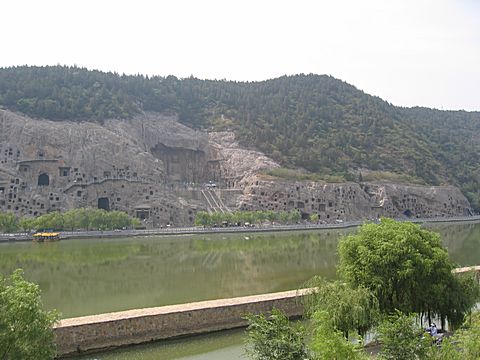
[436,272,480,330]
[303,277,379,338]
[32,208,136,231]
[244,308,308,360]
[0,269,59,360]
[263,168,346,183]
[376,311,429,360]
[289,209,301,223]
[242,220,479,360]
[376,310,480,360]
[194,211,210,226]
[359,170,426,185]
[0,208,138,233]
[194,210,302,227]
[378,310,480,360]
[18,217,34,232]
[338,219,479,325]
[309,310,368,360]
[0,66,478,211]
[437,311,480,359]
[0,212,18,233]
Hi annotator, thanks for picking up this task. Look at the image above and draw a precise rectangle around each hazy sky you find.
[1,0,479,110]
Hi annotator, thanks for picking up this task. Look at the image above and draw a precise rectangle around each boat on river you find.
[32,232,61,242]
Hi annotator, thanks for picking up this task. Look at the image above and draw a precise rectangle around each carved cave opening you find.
[403,209,412,218]
[135,209,150,220]
[38,173,50,186]
[98,197,110,211]
[150,143,207,183]
[59,167,70,177]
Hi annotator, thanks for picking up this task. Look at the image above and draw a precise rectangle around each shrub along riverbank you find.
[194,209,302,227]
[0,208,141,233]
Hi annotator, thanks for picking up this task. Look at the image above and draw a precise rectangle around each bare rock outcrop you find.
[237,175,472,221]
[0,109,473,226]
[0,110,164,182]
[208,131,280,187]
[0,110,207,225]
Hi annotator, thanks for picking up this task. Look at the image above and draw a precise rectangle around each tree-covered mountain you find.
[0,65,478,210]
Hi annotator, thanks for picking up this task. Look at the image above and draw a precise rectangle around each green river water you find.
[1,221,479,359]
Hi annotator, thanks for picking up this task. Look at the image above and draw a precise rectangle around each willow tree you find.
[303,277,379,338]
[310,310,369,360]
[244,308,307,360]
[338,218,479,327]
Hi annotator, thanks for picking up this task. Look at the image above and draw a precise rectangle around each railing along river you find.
[1,215,479,242]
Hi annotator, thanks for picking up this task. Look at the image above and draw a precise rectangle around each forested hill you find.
[0,66,479,210]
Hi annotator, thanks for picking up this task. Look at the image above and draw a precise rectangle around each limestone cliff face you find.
[0,110,164,182]
[0,110,208,224]
[0,109,473,225]
[237,175,472,221]
[104,113,211,183]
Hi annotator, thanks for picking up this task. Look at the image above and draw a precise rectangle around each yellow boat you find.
[32,232,60,242]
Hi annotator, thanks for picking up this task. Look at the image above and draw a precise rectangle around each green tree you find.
[18,217,34,232]
[432,311,480,359]
[439,311,480,360]
[0,269,59,360]
[88,209,107,230]
[435,272,480,330]
[310,310,369,360]
[0,212,18,233]
[375,311,480,360]
[376,311,429,360]
[77,208,91,230]
[278,211,290,224]
[338,219,479,325]
[131,217,142,229]
[265,210,277,222]
[107,210,132,230]
[33,211,64,231]
[195,211,210,226]
[244,308,308,360]
[309,213,319,223]
[303,277,379,338]
[289,209,301,223]
[14,208,139,233]
[62,209,78,231]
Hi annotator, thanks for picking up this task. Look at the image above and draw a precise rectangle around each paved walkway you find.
[2,215,480,242]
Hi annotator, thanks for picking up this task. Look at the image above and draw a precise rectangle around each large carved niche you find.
[150,143,207,183]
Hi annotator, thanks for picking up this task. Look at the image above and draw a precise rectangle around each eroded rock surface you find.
[0,109,472,226]
[237,175,472,221]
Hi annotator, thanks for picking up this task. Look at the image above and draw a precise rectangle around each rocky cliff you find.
[0,109,472,226]
[237,175,472,221]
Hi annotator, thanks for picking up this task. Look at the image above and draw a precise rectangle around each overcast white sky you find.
[1,0,479,110]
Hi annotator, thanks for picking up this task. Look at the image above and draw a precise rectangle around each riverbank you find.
[2,215,480,243]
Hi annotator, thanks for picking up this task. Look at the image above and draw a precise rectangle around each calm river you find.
[1,221,479,359]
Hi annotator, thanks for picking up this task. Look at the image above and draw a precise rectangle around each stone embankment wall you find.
[54,289,307,357]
